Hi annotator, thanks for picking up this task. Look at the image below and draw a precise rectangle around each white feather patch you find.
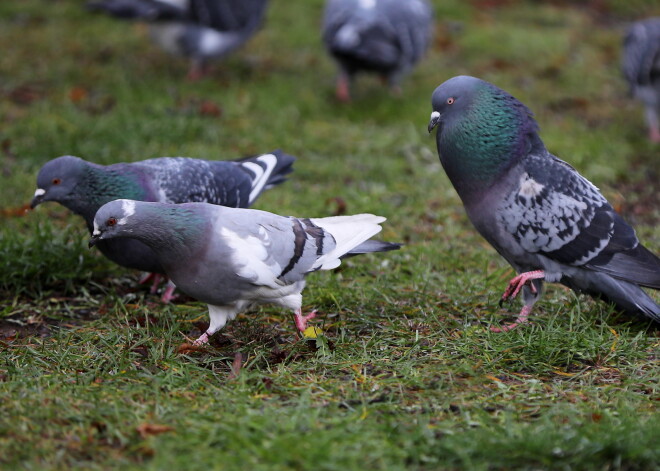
[242,153,277,204]
[518,174,545,198]
[220,226,282,288]
[117,199,136,226]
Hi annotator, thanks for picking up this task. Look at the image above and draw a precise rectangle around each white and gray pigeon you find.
[89,199,401,344]
[322,0,433,102]
[428,75,660,332]
[31,151,295,302]
[622,17,660,142]
[87,0,269,79]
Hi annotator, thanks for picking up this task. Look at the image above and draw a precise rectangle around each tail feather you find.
[237,150,296,205]
[345,239,402,256]
[566,271,660,323]
[587,243,660,289]
[86,0,186,21]
[311,214,387,270]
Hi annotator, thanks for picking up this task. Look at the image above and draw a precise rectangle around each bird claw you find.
[490,305,533,333]
[499,270,544,303]
[192,332,209,346]
[294,309,318,332]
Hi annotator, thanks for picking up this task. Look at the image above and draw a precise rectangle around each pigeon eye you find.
[52,178,62,185]
[107,217,117,227]
[447,97,455,105]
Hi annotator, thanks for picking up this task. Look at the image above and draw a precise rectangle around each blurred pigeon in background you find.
[31,151,295,301]
[90,199,401,344]
[322,0,433,102]
[87,0,269,79]
[428,75,660,331]
[622,17,660,142]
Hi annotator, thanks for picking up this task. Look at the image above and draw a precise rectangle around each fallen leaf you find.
[136,423,174,439]
[228,352,244,380]
[69,86,88,103]
[0,204,31,218]
[177,342,206,354]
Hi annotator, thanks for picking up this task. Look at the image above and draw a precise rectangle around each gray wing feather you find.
[498,152,660,287]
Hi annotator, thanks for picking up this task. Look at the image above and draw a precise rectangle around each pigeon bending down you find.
[89,200,401,344]
[322,0,433,102]
[87,0,269,80]
[622,17,660,142]
[31,151,295,302]
[428,75,660,331]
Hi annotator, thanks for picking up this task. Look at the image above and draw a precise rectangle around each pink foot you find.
[490,305,533,333]
[335,76,351,103]
[294,309,317,332]
[649,126,660,143]
[193,332,209,346]
[500,270,545,304]
[160,282,178,304]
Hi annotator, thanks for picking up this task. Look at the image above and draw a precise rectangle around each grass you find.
[1,0,659,469]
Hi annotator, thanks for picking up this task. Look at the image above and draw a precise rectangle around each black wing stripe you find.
[278,219,307,279]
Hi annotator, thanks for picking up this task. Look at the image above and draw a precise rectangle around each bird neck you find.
[70,164,147,225]
[437,93,543,200]
[132,206,209,260]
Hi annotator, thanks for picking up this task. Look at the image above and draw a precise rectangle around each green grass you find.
[1,0,659,469]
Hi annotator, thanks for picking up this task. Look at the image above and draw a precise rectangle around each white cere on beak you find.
[93,221,100,236]
[34,188,45,197]
[430,111,440,121]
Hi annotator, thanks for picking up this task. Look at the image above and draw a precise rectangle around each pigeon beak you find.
[88,231,102,248]
[30,188,46,209]
[428,111,441,133]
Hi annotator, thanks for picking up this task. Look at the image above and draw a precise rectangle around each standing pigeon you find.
[87,0,269,80]
[622,17,660,142]
[428,75,660,331]
[31,151,295,302]
[322,0,433,102]
[89,199,401,344]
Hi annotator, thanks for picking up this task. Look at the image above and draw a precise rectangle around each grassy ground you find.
[1,0,659,469]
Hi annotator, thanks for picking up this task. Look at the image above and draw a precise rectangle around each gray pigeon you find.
[622,17,660,142]
[322,0,433,102]
[31,151,295,301]
[428,75,660,331]
[89,199,401,344]
[87,0,269,80]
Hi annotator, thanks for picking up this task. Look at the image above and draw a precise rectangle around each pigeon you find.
[322,0,433,102]
[31,151,295,302]
[89,199,401,344]
[622,17,660,142]
[87,0,269,80]
[428,75,660,331]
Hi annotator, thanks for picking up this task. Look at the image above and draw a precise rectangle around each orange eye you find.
[447,97,455,105]
[52,178,62,185]
[107,217,117,227]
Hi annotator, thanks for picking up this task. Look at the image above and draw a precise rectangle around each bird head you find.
[31,155,87,208]
[89,199,138,248]
[427,75,484,134]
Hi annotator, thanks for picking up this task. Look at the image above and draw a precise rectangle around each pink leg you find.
[490,305,533,333]
[186,60,208,81]
[160,281,178,304]
[139,272,164,294]
[500,270,545,303]
[193,332,209,346]
[335,75,351,103]
[294,309,317,332]
[649,125,660,143]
